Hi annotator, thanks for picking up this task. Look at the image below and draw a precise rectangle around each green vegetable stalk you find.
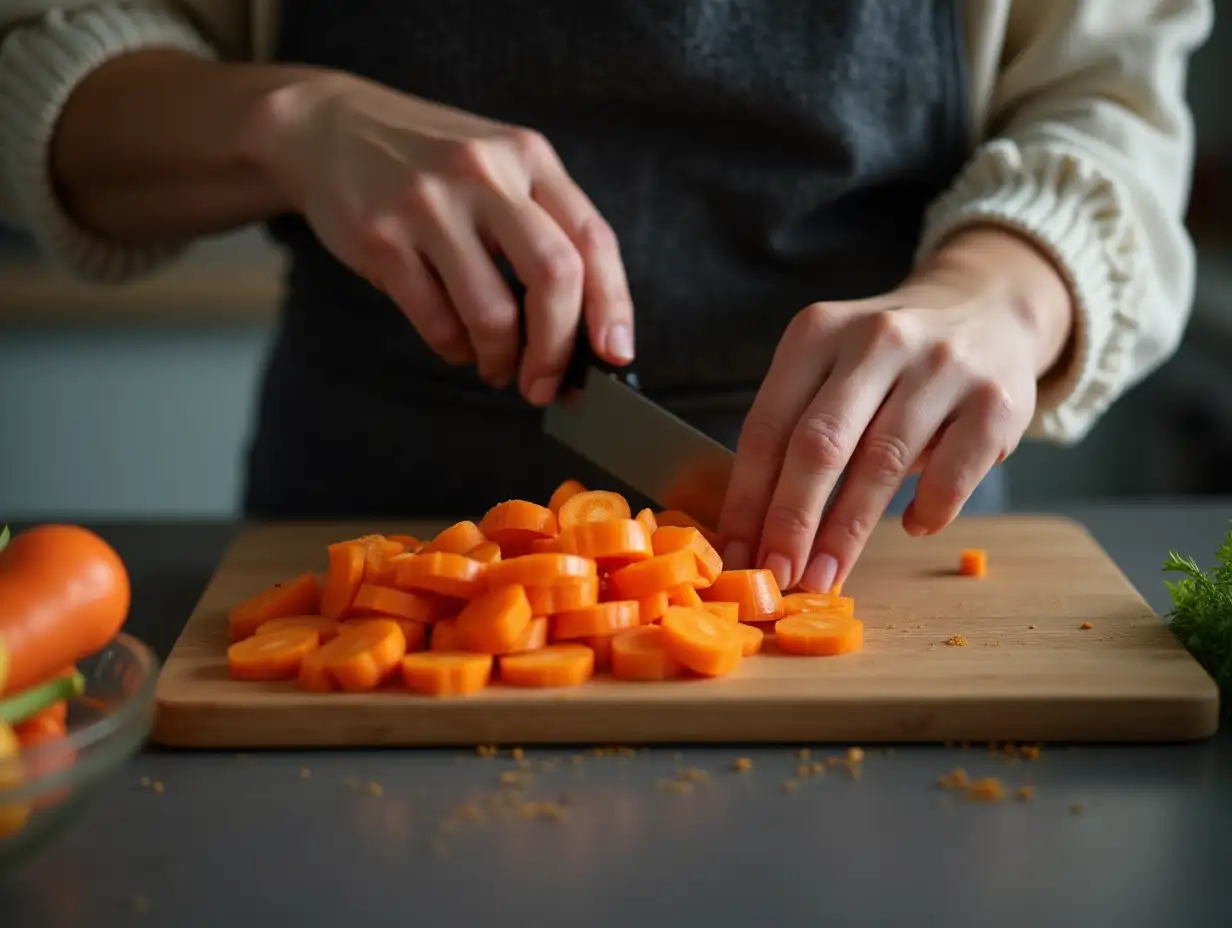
[1163,521,1232,698]
[0,671,85,727]
[0,524,9,553]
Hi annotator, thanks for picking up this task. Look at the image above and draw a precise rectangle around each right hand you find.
[254,72,635,404]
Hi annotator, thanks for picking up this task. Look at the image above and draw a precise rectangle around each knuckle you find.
[867,310,914,353]
[469,301,518,342]
[532,241,583,287]
[443,138,498,182]
[971,381,1015,429]
[765,501,816,544]
[858,433,912,485]
[738,416,791,465]
[793,302,840,339]
[791,414,849,472]
[822,512,873,551]
[506,128,555,165]
[924,339,959,374]
[577,215,619,254]
[356,216,398,263]
[401,174,449,221]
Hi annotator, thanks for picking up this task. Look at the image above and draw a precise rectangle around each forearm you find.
[50,50,324,244]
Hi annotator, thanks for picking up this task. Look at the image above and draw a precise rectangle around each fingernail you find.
[723,541,750,571]
[801,553,838,593]
[763,552,793,592]
[606,324,634,363]
[527,377,557,406]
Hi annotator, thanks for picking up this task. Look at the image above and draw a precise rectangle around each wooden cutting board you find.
[151,515,1220,748]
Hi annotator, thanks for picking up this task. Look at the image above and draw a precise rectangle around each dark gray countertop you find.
[3,503,1232,927]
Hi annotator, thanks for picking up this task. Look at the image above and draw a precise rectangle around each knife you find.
[543,319,735,530]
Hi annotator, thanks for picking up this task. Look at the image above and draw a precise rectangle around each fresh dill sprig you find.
[1163,521,1232,693]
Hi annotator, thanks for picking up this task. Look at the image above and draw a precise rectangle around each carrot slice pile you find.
[221,483,866,698]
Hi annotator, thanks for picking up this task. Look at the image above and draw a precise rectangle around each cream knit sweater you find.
[0,0,1215,445]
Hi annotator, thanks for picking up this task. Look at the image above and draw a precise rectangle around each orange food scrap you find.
[483,552,596,589]
[228,626,320,681]
[349,583,448,623]
[946,634,968,647]
[456,584,533,654]
[700,569,783,622]
[547,479,587,515]
[733,757,752,772]
[700,601,740,624]
[228,572,321,641]
[781,591,855,618]
[523,575,600,615]
[668,583,704,608]
[734,622,764,656]
[557,490,631,529]
[635,508,658,535]
[966,778,1005,802]
[499,644,594,688]
[395,552,486,600]
[637,589,671,624]
[610,625,682,681]
[609,548,699,600]
[478,500,558,556]
[422,521,487,555]
[321,541,368,619]
[774,613,864,656]
[466,541,503,565]
[401,652,493,696]
[660,606,743,677]
[651,526,723,588]
[553,601,640,640]
[557,519,652,567]
[958,548,987,577]
[1079,622,1093,630]
[1017,786,1035,801]
[297,619,406,692]
[254,615,344,642]
[936,768,970,789]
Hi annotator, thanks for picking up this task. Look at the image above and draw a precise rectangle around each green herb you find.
[0,671,85,726]
[1163,521,1232,694]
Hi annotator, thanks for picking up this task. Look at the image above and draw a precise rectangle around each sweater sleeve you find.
[916,0,1215,445]
[0,2,219,282]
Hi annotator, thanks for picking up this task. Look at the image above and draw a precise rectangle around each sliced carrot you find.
[429,619,465,652]
[553,601,641,640]
[362,537,406,586]
[734,622,764,656]
[609,548,699,600]
[524,575,600,615]
[387,533,423,551]
[655,509,721,548]
[557,490,631,529]
[395,552,486,600]
[668,584,704,608]
[581,634,614,672]
[228,572,321,641]
[652,526,723,589]
[530,537,560,554]
[346,617,428,653]
[467,540,503,564]
[478,500,558,557]
[483,552,596,589]
[700,601,740,623]
[14,704,67,739]
[959,548,987,578]
[781,591,855,618]
[774,613,864,656]
[637,589,671,623]
[557,519,652,567]
[635,508,658,536]
[348,583,450,623]
[547,479,587,515]
[296,648,335,693]
[700,569,784,622]
[506,616,548,653]
[297,619,407,692]
[321,541,367,620]
[255,615,345,642]
[400,652,493,696]
[228,626,320,681]
[422,521,486,555]
[659,606,743,677]
[499,644,594,688]
[456,584,533,654]
[610,625,683,681]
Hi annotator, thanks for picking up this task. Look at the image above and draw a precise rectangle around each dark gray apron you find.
[246,0,1006,519]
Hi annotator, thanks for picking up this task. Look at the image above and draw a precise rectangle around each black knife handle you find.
[559,315,640,394]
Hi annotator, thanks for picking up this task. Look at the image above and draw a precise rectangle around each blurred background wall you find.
[1,12,1231,520]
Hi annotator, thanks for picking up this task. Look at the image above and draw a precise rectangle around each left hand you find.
[716,226,1074,593]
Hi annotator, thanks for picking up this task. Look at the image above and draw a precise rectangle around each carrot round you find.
[668,584,704,608]
[774,613,864,656]
[609,548,699,600]
[395,552,486,600]
[781,591,855,618]
[637,589,671,624]
[506,616,548,653]
[659,606,743,677]
[346,617,428,653]
[429,619,465,652]
[0,525,131,696]
[348,583,448,623]
[478,500,558,557]
[529,537,560,554]
[557,519,652,567]
[254,615,345,642]
[229,572,321,642]
[654,510,721,548]
[610,625,682,681]
[557,490,631,529]
[580,634,614,672]
[734,622,764,656]
[467,541,503,565]
[499,644,594,688]
[321,540,367,620]
[547,479,587,515]
[360,536,406,586]
[456,584,533,654]
[552,601,641,640]
[524,575,600,615]
[635,508,658,536]
[297,619,407,692]
[386,533,423,552]
[483,552,596,589]
[423,521,486,555]
[700,569,784,622]
[228,626,320,681]
[14,701,67,739]
[701,601,740,624]
[651,526,723,589]
[400,652,493,696]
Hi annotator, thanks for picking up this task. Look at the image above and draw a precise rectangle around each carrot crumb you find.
[1020,745,1042,760]
[936,768,969,789]
[500,770,530,786]
[679,767,709,783]
[658,779,694,794]
[733,757,753,772]
[797,747,811,760]
[966,777,1005,802]
[476,745,498,758]
[365,782,384,797]
[958,548,987,577]
[809,761,827,776]
[946,635,967,647]
[1027,625,1036,630]
[1017,786,1035,801]
[780,780,798,794]
[1080,622,1093,630]
[846,747,865,764]
[151,781,164,794]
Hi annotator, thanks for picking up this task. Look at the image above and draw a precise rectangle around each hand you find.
[716,227,1074,593]
[252,72,634,403]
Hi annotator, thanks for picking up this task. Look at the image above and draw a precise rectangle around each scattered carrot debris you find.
[1017,786,1035,801]
[733,757,752,772]
[959,548,987,578]
[1080,621,1093,630]
[946,634,968,647]
[966,777,1005,802]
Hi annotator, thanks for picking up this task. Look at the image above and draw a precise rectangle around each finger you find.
[531,165,635,367]
[800,374,962,593]
[716,307,836,572]
[411,182,521,387]
[905,384,1015,535]
[359,215,473,365]
[478,195,584,405]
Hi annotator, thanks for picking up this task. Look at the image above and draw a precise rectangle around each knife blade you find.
[544,324,734,529]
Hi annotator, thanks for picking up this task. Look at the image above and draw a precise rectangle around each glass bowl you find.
[0,633,159,874]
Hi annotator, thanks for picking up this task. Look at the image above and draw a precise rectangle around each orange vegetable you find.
[652,526,723,589]
[478,500,558,556]
[529,537,560,554]
[654,510,721,548]
[228,626,320,681]
[524,575,600,615]
[734,622,764,656]
[774,613,864,656]
[456,584,533,654]
[386,534,423,551]
[423,521,486,555]
[781,591,855,618]
[701,602,740,623]
[229,572,321,642]
[297,619,407,692]
[557,490,631,529]
[700,569,784,622]
[557,519,652,567]
[547,479,587,515]
[609,548,699,600]
[668,584,704,608]
[660,606,743,677]
[610,625,682,681]
[361,536,407,586]
[254,615,345,642]
[348,583,448,623]
[580,634,614,672]
[499,644,594,688]
[635,508,658,535]
[959,548,987,578]
[507,616,549,653]
[321,541,367,620]
[552,601,641,640]
[467,541,503,564]
[347,617,428,653]
[637,589,671,623]
[483,552,596,589]
[429,619,465,652]
[14,704,67,740]
[400,652,493,696]
[395,552,486,600]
